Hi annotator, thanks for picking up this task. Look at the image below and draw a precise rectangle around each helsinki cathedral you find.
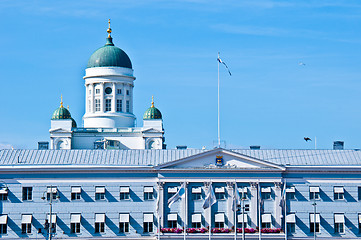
[49,21,165,150]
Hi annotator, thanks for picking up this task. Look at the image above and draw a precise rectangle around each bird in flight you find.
[299,62,306,66]
[304,137,312,142]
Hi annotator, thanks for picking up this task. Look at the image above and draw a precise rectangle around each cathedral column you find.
[100,82,105,112]
[274,182,282,228]
[250,182,258,228]
[112,82,116,112]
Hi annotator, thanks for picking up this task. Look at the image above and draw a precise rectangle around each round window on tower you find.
[105,87,112,94]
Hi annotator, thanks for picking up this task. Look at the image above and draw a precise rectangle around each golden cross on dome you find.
[60,94,63,108]
[151,96,154,108]
[107,19,112,37]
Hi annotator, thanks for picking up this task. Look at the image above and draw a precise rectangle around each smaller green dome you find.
[143,97,162,120]
[52,106,71,120]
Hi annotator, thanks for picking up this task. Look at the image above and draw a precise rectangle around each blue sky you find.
[1,0,361,150]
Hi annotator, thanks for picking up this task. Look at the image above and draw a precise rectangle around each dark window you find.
[21,223,31,234]
[71,193,81,200]
[310,192,320,200]
[143,222,153,233]
[287,223,295,233]
[192,222,201,228]
[117,89,122,94]
[116,99,122,112]
[71,223,80,233]
[95,193,105,200]
[0,224,7,234]
[261,192,271,200]
[335,223,344,233]
[237,222,247,228]
[119,222,129,233]
[310,223,320,233]
[144,192,153,200]
[215,221,224,228]
[126,100,130,112]
[168,220,177,228]
[95,222,105,233]
[120,192,130,200]
[126,90,130,95]
[0,194,7,201]
[262,222,271,228]
[105,87,112,94]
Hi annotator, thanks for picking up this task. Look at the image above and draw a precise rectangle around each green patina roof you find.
[87,37,132,69]
[51,102,77,128]
[143,98,162,120]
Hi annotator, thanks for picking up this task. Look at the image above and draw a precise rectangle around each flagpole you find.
[217,52,221,148]
[258,183,261,240]
[234,182,237,240]
[284,180,287,240]
[157,182,161,240]
[209,183,212,240]
[184,181,187,240]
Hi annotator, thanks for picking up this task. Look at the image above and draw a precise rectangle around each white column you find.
[250,182,258,228]
[226,182,235,228]
[112,82,116,112]
[90,84,94,113]
[274,182,282,228]
[123,84,127,113]
[100,82,105,112]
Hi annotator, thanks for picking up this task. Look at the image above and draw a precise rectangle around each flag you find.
[280,182,286,207]
[217,57,232,76]
[156,188,160,216]
[232,186,241,211]
[203,184,217,209]
[168,182,186,207]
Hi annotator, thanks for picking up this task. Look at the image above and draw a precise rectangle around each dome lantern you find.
[143,96,162,120]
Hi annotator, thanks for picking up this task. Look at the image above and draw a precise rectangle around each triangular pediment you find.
[142,128,163,133]
[156,148,285,171]
[49,128,72,133]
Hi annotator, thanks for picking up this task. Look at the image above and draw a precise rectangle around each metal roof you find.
[0,149,360,167]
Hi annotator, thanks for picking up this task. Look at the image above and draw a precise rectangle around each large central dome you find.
[87,36,132,69]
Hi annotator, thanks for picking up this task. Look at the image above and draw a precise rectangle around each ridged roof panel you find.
[0,149,361,167]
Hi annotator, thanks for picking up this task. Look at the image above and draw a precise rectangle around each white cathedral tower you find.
[83,20,136,128]
[49,21,165,150]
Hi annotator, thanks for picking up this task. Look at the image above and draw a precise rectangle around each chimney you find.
[176,146,187,150]
[333,141,344,150]
[250,146,261,150]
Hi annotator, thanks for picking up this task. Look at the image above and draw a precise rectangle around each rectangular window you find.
[192,186,202,200]
[237,214,248,228]
[143,214,153,233]
[95,99,100,112]
[105,99,111,112]
[95,214,105,233]
[95,89,100,94]
[0,187,8,201]
[21,214,32,234]
[71,187,81,200]
[119,214,129,233]
[120,187,130,200]
[126,90,130,95]
[334,214,345,233]
[286,187,296,200]
[95,187,105,200]
[144,187,154,200]
[310,186,320,200]
[47,187,57,200]
[47,214,56,233]
[70,214,81,234]
[286,214,296,233]
[262,214,272,228]
[334,187,344,200]
[215,187,225,200]
[239,187,248,199]
[126,100,130,113]
[168,214,177,228]
[168,187,178,199]
[215,213,225,228]
[358,214,361,232]
[117,89,122,94]
[116,99,122,112]
[261,187,272,200]
[310,213,320,233]
[192,214,201,228]
[0,224,6,234]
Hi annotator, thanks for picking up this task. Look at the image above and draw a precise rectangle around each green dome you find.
[87,37,132,69]
[52,106,71,120]
[143,98,162,120]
